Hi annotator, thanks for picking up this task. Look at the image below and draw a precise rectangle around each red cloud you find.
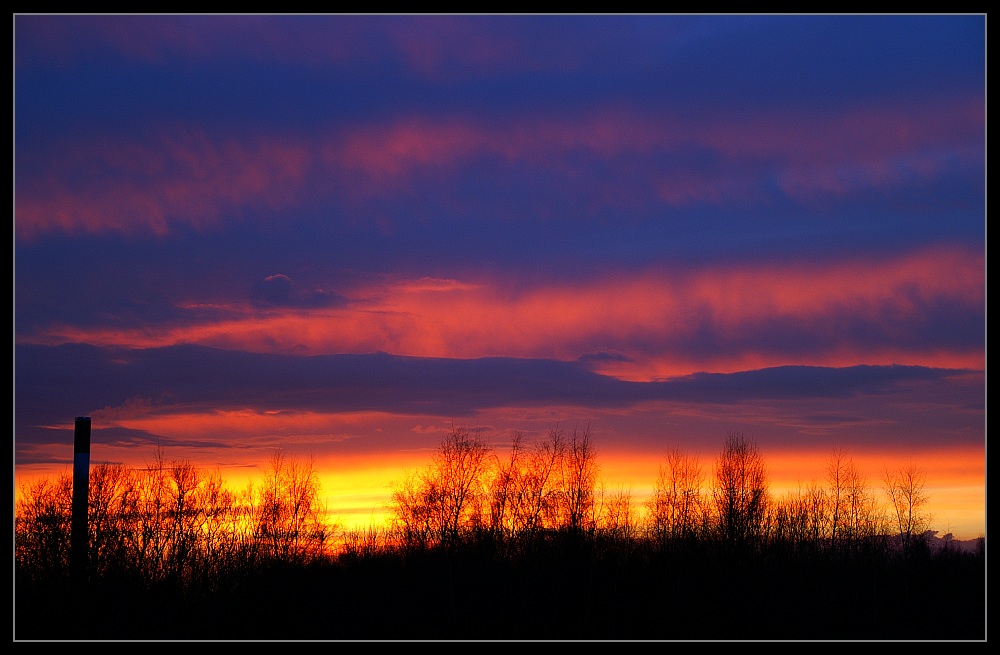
[22,246,983,381]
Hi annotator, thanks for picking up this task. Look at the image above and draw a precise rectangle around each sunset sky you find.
[14,14,986,539]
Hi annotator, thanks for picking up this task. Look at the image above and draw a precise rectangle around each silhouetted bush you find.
[15,434,985,640]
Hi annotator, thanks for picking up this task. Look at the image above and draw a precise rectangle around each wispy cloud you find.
[14,15,985,538]
[15,95,982,240]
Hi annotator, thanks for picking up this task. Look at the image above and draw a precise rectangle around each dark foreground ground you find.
[15,539,986,641]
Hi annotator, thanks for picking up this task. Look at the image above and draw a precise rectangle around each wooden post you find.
[71,416,91,582]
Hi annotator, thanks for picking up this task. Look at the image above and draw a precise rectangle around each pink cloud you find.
[16,128,312,239]
[22,245,983,381]
[329,97,984,208]
[16,95,982,239]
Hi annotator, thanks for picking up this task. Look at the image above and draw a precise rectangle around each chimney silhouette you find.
[71,417,91,582]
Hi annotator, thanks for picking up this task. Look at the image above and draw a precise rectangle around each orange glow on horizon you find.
[15,434,984,541]
[595,444,985,541]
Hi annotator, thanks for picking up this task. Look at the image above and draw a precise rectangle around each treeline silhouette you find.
[15,428,985,640]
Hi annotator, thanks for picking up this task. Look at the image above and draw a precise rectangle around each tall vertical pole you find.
[71,416,91,582]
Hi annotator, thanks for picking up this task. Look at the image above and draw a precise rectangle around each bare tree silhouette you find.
[883,462,930,552]
[390,426,491,549]
[712,431,769,549]
[14,431,984,640]
[646,446,706,545]
[251,449,331,564]
[15,473,73,581]
[556,425,599,534]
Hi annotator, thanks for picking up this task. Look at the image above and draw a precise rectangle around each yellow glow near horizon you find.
[14,437,985,542]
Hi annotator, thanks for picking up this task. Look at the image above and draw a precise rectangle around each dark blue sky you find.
[14,14,986,536]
